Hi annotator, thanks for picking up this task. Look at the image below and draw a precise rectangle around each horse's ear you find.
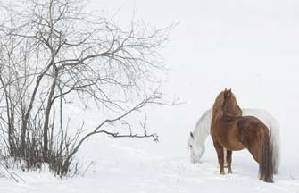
[224,88,228,97]
[190,131,194,138]
[227,88,232,96]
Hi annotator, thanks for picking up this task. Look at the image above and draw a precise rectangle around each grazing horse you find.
[211,89,274,183]
[188,108,280,174]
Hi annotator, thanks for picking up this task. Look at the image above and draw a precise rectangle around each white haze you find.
[1,0,299,192]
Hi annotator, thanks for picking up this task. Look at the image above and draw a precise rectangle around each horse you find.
[211,89,274,182]
[188,108,280,174]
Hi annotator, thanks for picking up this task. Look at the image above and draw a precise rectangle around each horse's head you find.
[212,89,226,115]
[222,89,242,116]
[188,131,204,163]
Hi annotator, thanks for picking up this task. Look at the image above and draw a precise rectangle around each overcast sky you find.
[85,0,299,158]
[88,0,299,107]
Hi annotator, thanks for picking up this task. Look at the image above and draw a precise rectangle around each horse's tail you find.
[260,130,274,183]
[269,120,280,174]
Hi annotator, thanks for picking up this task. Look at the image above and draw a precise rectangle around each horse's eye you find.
[189,145,192,148]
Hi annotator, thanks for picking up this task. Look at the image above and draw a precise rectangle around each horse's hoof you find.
[220,171,225,175]
[261,178,274,183]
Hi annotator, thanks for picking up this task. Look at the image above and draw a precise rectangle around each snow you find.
[2,0,299,192]
[1,136,299,193]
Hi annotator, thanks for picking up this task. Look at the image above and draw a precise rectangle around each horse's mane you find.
[222,89,242,116]
[193,109,212,143]
[212,90,225,116]
[212,88,242,124]
[195,109,212,131]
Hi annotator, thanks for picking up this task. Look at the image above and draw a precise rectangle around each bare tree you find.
[0,0,169,176]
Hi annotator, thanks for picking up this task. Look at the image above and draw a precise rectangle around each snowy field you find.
[2,0,299,192]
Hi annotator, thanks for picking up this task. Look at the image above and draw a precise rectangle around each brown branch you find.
[63,94,161,169]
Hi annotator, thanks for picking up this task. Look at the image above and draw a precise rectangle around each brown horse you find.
[211,89,274,183]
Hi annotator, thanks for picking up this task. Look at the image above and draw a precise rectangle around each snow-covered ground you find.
[2,0,299,192]
[1,135,299,193]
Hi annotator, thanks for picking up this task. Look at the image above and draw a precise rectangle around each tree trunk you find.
[43,67,58,160]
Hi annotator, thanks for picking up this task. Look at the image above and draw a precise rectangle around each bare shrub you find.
[0,0,170,176]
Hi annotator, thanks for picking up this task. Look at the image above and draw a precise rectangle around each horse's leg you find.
[246,144,264,180]
[213,141,225,175]
[227,150,233,173]
[223,147,228,168]
[247,144,261,163]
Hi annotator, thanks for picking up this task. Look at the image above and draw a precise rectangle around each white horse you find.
[188,108,280,174]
